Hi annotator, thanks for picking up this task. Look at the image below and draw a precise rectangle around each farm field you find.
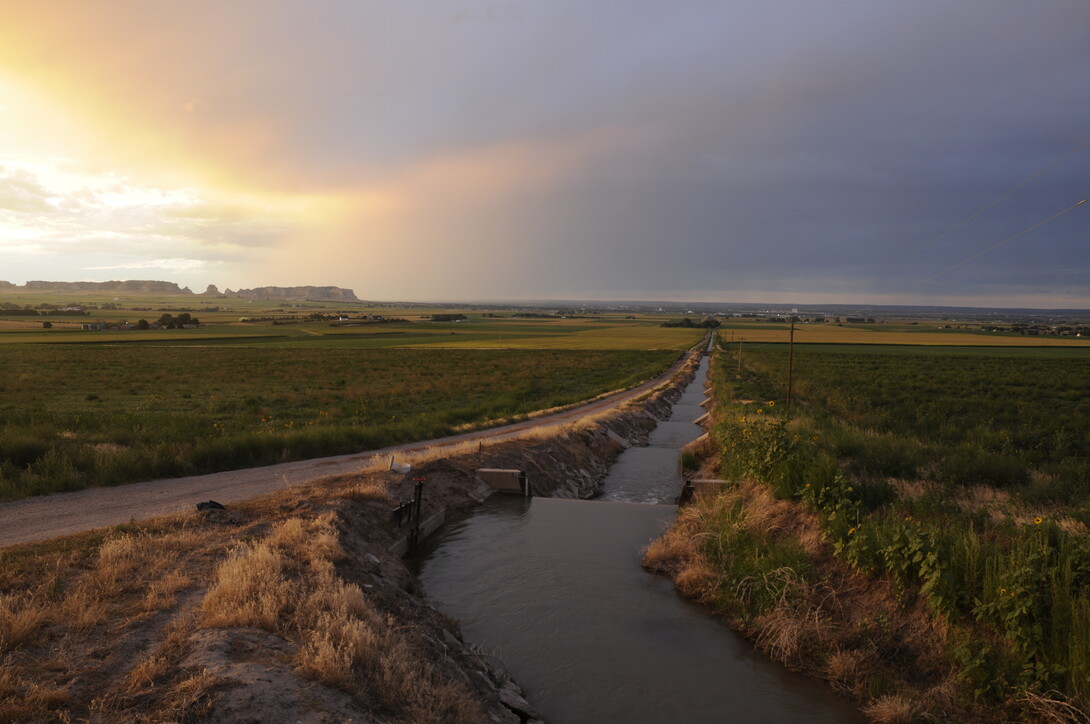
[0,292,709,501]
[0,325,692,500]
[717,319,1090,347]
[0,298,701,351]
[683,341,1090,717]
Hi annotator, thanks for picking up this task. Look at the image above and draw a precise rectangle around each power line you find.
[879,135,1090,278]
[921,197,1087,284]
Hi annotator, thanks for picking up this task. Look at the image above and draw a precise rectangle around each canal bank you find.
[411,356,864,722]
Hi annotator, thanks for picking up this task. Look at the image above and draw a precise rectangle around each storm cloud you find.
[1,1,1088,306]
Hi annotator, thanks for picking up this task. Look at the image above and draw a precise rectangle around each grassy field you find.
[718,319,1090,347]
[0,345,682,500]
[0,291,709,500]
[683,342,1090,716]
[0,303,702,350]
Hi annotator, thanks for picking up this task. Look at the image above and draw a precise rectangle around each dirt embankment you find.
[643,378,1035,723]
[0,355,699,723]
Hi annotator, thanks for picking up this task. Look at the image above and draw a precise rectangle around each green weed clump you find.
[708,346,1090,713]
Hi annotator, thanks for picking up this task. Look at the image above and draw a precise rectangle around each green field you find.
[0,294,706,503]
[0,293,708,500]
[708,343,1090,711]
[1,294,712,500]
[0,301,703,351]
[715,319,1090,347]
[0,345,681,500]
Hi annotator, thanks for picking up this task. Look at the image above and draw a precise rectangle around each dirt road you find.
[0,348,701,547]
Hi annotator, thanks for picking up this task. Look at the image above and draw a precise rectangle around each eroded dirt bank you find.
[644,373,1059,722]
[0,355,698,723]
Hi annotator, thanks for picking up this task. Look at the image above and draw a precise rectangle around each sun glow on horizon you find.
[0,68,358,288]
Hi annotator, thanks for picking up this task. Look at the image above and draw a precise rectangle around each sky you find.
[0,1,1088,308]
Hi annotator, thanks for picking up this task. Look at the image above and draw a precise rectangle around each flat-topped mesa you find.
[0,280,358,301]
[20,280,191,294]
[224,286,359,301]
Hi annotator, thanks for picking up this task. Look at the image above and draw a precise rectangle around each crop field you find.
[0,345,679,500]
[0,305,704,351]
[718,319,1090,347]
[705,343,1090,713]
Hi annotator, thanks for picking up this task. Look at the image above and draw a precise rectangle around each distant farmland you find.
[0,345,680,500]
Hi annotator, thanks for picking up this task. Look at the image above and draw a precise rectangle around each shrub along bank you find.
[647,346,1090,722]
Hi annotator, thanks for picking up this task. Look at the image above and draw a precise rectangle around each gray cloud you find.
[5,0,1090,305]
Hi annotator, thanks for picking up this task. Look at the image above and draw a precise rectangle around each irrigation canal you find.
[412,357,864,723]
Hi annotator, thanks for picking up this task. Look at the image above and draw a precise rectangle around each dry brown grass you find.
[862,694,917,723]
[200,543,288,630]
[353,378,676,477]
[1017,690,1090,724]
[824,648,868,695]
[1,394,695,723]
[157,669,220,720]
[647,443,975,720]
[344,479,392,502]
[0,591,47,650]
[736,478,827,556]
[58,589,108,635]
[954,483,1013,522]
[140,570,191,613]
[643,528,697,572]
[24,679,71,709]
[125,654,170,693]
[196,513,483,722]
[752,589,828,666]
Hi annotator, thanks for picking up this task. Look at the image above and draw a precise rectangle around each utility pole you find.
[786,317,795,410]
[410,475,427,548]
[737,337,743,375]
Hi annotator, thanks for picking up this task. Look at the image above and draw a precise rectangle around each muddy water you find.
[599,357,709,503]
[414,358,864,723]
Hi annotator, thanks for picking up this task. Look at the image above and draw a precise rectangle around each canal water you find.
[413,358,863,723]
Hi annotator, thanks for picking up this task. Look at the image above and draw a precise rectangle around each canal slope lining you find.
[0,352,701,723]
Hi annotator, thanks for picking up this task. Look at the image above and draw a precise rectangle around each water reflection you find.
[599,357,709,504]
[415,498,863,723]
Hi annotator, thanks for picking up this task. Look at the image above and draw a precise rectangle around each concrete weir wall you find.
[382,351,700,556]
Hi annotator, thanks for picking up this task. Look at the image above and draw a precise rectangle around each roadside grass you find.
[200,514,479,720]
[0,346,677,500]
[0,478,483,723]
[677,346,1090,718]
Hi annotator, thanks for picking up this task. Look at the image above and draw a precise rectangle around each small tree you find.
[137,319,150,330]
[42,321,52,329]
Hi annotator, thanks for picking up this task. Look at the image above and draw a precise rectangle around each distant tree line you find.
[0,307,91,316]
[155,313,199,328]
[660,317,721,328]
